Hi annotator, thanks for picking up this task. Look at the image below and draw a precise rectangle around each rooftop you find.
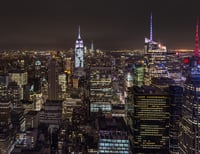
[26,110,38,117]
[98,116,127,132]
[133,85,167,95]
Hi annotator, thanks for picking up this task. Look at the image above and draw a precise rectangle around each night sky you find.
[0,0,200,50]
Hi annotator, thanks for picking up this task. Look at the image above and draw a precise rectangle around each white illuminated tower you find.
[75,26,84,68]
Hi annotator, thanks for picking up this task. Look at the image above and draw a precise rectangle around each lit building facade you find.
[0,99,13,154]
[75,26,84,68]
[144,38,168,84]
[65,57,72,84]
[65,57,72,74]
[33,93,43,111]
[125,72,133,88]
[0,84,7,99]
[9,71,28,87]
[9,70,28,100]
[144,13,168,85]
[127,86,169,153]
[179,20,200,154]
[58,73,67,99]
[98,116,130,153]
[180,57,200,153]
[35,60,42,78]
[133,63,144,87]
[88,56,113,113]
[15,129,38,149]
[167,55,183,86]
[34,60,42,93]
[62,98,82,122]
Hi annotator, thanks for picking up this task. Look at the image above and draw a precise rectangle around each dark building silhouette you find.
[48,58,59,100]
[168,86,183,153]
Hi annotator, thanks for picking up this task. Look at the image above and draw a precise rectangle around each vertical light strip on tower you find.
[78,25,81,39]
[150,12,153,42]
[195,18,199,57]
[91,40,94,51]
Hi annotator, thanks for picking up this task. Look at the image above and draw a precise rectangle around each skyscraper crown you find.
[195,18,199,57]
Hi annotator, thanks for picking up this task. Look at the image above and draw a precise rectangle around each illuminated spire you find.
[150,12,153,42]
[78,25,81,39]
[91,40,94,51]
[195,18,199,57]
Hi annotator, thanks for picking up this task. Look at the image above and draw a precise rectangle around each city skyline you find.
[1,2,200,152]
[0,0,200,50]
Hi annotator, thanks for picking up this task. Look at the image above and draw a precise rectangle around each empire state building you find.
[75,26,84,68]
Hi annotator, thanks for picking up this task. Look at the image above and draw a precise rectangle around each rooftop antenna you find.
[78,25,81,39]
[195,18,199,57]
[150,12,153,42]
[91,40,94,51]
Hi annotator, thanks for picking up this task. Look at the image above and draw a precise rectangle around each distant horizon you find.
[0,46,196,52]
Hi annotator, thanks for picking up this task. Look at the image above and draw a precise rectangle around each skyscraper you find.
[127,86,169,153]
[0,99,13,154]
[75,26,84,68]
[168,86,183,153]
[88,55,113,113]
[144,13,168,85]
[179,19,200,154]
[48,58,59,100]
